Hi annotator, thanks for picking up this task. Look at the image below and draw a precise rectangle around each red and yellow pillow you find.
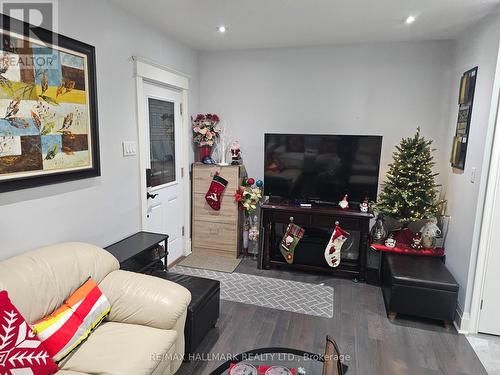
[0,290,58,374]
[32,279,110,362]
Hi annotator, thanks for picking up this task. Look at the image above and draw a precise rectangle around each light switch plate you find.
[122,141,137,157]
[471,167,477,183]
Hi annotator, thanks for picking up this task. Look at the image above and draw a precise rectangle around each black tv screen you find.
[264,134,383,204]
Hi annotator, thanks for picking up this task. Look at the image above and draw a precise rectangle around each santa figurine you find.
[360,197,370,213]
[339,194,349,210]
[230,141,241,165]
[411,232,424,250]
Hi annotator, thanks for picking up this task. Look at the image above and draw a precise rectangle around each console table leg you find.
[359,231,369,282]
[263,221,271,270]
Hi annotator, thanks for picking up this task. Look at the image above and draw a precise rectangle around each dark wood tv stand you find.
[260,200,374,281]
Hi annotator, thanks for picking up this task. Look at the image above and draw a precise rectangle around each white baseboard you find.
[184,239,192,256]
[454,305,471,334]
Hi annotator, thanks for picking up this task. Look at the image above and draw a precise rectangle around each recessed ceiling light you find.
[405,15,416,24]
[217,25,227,33]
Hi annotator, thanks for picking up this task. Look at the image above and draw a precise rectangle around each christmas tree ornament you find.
[279,220,305,264]
[256,179,264,187]
[205,172,228,210]
[324,221,349,268]
[385,233,396,248]
[370,216,388,244]
[375,128,445,226]
[411,232,424,250]
[339,194,349,209]
[360,197,370,213]
[421,217,442,248]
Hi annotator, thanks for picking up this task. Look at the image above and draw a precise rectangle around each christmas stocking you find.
[280,223,305,264]
[324,224,349,268]
[205,173,228,210]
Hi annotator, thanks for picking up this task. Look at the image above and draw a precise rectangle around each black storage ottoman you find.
[382,253,459,325]
[152,271,220,359]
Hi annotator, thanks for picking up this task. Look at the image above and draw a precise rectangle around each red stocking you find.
[205,173,228,210]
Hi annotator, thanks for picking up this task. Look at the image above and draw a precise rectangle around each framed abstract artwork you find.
[0,14,99,192]
[450,66,477,170]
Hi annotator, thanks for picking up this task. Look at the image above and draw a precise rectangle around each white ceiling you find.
[112,0,500,51]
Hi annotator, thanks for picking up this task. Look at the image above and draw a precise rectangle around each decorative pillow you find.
[32,279,110,362]
[0,290,58,375]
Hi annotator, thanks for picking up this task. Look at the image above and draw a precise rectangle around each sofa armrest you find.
[99,270,191,330]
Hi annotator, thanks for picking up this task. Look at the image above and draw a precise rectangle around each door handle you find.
[147,192,158,200]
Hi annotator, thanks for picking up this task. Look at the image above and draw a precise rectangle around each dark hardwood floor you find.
[177,259,487,375]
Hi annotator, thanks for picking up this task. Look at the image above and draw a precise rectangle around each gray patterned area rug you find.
[170,265,334,318]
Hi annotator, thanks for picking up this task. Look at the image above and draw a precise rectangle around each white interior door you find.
[143,81,184,264]
[478,169,500,336]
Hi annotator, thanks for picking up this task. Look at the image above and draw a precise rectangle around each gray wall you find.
[199,41,454,187]
[0,0,199,258]
[443,8,500,320]
[198,22,500,324]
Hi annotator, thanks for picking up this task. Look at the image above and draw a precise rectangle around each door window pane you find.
[148,98,175,186]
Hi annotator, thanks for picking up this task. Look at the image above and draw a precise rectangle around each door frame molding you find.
[132,56,192,257]
[468,45,500,334]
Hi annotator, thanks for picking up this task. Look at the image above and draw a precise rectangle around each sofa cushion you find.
[0,291,58,375]
[33,279,110,362]
[0,243,119,324]
[59,322,178,375]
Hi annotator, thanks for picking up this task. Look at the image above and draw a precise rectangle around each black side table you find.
[105,231,168,273]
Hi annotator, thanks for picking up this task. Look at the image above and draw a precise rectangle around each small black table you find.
[105,231,168,273]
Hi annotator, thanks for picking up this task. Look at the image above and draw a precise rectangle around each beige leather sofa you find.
[0,242,191,375]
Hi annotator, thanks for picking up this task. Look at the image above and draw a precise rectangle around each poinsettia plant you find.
[192,113,221,147]
[234,177,262,213]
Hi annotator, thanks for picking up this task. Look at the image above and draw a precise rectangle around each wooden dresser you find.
[192,163,246,258]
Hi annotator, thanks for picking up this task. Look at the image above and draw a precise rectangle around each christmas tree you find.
[376,128,443,225]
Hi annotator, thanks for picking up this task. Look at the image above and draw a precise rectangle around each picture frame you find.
[0,14,99,192]
[451,67,477,170]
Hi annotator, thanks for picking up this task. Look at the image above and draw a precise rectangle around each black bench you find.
[152,270,220,359]
[382,253,459,326]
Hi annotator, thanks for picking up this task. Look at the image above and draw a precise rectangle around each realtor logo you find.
[0,0,59,49]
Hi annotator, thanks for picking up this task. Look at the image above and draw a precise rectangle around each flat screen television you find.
[264,133,383,204]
